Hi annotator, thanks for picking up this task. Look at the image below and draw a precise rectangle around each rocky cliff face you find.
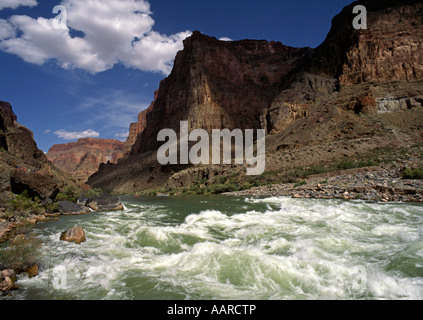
[47,138,124,182]
[339,1,423,86]
[0,101,45,165]
[0,101,75,206]
[124,33,313,154]
[89,0,423,194]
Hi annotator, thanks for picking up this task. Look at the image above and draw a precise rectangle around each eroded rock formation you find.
[124,32,313,155]
[89,0,423,194]
[0,101,75,206]
[47,138,124,182]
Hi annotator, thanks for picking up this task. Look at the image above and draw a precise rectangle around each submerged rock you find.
[60,226,86,244]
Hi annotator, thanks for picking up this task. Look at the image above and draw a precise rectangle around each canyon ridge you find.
[46,138,125,183]
[86,0,423,195]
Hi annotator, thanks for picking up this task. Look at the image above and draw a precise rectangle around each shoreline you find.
[224,166,423,203]
[2,166,422,245]
[2,165,422,244]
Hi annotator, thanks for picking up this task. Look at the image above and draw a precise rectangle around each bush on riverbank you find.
[7,191,45,215]
[55,185,82,203]
[402,167,423,179]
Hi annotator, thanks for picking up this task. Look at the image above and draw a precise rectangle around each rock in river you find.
[85,194,124,211]
[60,226,86,244]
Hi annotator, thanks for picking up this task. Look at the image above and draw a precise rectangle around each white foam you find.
[14,196,423,300]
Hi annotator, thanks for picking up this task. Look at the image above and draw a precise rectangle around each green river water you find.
[11,195,423,300]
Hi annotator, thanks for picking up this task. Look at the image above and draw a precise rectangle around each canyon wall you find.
[89,0,423,193]
[47,138,124,182]
[0,101,76,206]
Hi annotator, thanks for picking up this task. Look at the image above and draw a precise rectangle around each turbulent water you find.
[12,195,423,300]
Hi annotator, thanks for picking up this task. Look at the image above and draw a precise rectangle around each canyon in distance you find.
[1,0,423,300]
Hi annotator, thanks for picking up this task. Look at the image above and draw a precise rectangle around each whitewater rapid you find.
[12,196,423,300]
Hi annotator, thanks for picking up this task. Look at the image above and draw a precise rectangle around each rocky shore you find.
[0,194,123,297]
[225,166,423,203]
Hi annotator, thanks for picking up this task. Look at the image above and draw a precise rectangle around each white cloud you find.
[219,37,232,41]
[115,132,129,139]
[0,0,37,11]
[43,129,51,134]
[114,131,129,142]
[0,0,192,74]
[0,19,15,40]
[54,129,100,140]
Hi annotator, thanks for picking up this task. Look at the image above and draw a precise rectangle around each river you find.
[11,195,423,300]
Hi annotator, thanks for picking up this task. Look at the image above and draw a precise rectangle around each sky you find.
[0,0,353,152]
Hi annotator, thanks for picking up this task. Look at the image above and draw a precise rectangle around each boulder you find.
[85,194,124,211]
[0,276,18,293]
[0,227,12,245]
[60,226,86,244]
[10,169,59,200]
[58,201,90,215]
[26,264,39,278]
[1,269,18,294]
[41,197,54,206]
[1,269,17,283]
[77,196,88,205]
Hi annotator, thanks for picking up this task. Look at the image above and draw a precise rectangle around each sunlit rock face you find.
[47,138,124,182]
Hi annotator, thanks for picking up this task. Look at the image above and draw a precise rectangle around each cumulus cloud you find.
[0,0,37,11]
[54,129,100,140]
[0,19,15,40]
[0,0,191,74]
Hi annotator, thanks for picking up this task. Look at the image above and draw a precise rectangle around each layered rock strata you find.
[47,138,124,182]
[89,0,423,194]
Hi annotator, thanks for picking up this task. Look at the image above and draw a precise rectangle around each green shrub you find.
[336,161,356,170]
[56,185,82,202]
[356,159,380,168]
[337,159,380,171]
[45,202,59,213]
[55,193,69,201]
[240,182,252,190]
[8,191,44,214]
[208,184,236,194]
[84,188,104,198]
[63,185,82,203]
[402,168,423,179]
[302,165,328,176]
[294,180,307,188]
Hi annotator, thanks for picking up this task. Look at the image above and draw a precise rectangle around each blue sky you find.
[0,0,353,152]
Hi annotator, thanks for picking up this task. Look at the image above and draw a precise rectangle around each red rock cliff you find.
[88,0,423,194]
[124,32,313,155]
[1,101,76,207]
[47,138,124,182]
